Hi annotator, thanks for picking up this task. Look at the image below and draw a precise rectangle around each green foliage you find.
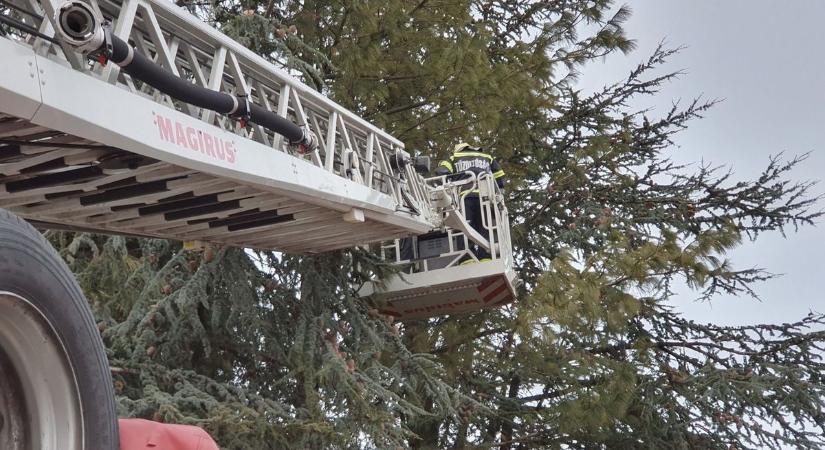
[51,1,825,449]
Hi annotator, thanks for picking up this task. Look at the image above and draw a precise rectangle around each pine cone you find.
[202,247,215,263]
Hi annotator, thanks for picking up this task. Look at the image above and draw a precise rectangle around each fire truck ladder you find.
[0,0,517,318]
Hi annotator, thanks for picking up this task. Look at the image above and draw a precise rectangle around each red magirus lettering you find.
[156,115,174,143]
[196,130,206,153]
[224,142,236,163]
[155,114,237,165]
[203,133,214,155]
[214,137,226,160]
[205,135,217,158]
[185,127,199,151]
[174,122,188,149]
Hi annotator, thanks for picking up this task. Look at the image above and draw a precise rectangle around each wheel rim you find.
[0,291,83,450]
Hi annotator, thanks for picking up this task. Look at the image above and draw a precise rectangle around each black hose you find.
[106,34,309,146]
[0,14,60,43]
[247,102,303,140]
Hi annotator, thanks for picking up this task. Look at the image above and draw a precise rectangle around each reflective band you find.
[439,160,453,172]
[116,45,134,66]
[492,170,506,178]
[453,151,493,160]
[227,95,240,115]
[454,142,472,152]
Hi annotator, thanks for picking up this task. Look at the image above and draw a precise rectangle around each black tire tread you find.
[0,209,119,449]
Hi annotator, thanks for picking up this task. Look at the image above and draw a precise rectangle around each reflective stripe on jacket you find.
[436,150,506,195]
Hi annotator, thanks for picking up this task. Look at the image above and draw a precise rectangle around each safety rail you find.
[379,172,514,272]
[0,0,434,219]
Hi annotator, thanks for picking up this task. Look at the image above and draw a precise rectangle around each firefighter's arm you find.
[491,159,506,189]
[435,157,454,176]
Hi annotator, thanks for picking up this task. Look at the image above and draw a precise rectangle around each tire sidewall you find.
[0,211,118,450]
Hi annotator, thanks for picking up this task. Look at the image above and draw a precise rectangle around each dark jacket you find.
[435,146,506,192]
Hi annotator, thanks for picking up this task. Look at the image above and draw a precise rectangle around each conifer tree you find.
[49,1,824,449]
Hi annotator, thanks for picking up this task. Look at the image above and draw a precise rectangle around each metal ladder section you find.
[0,0,442,253]
[361,174,518,320]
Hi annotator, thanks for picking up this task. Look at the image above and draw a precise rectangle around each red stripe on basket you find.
[476,276,499,294]
[379,309,401,317]
[483,283,509,304]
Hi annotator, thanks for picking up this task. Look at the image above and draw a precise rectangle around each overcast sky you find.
[576,1,824,326]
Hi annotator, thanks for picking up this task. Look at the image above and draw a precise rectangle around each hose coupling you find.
[290,126,318,154]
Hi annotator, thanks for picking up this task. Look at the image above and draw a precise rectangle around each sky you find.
[576,1,825,326]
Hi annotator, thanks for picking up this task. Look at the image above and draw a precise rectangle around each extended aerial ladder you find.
[0,0,518,319]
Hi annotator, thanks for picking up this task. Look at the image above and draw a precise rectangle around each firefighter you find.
[435,142,506,263]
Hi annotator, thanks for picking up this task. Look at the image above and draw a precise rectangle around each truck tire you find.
[0,209,118,450]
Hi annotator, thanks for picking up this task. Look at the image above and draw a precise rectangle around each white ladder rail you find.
[0,0,522,260]
[2,0,427,213]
